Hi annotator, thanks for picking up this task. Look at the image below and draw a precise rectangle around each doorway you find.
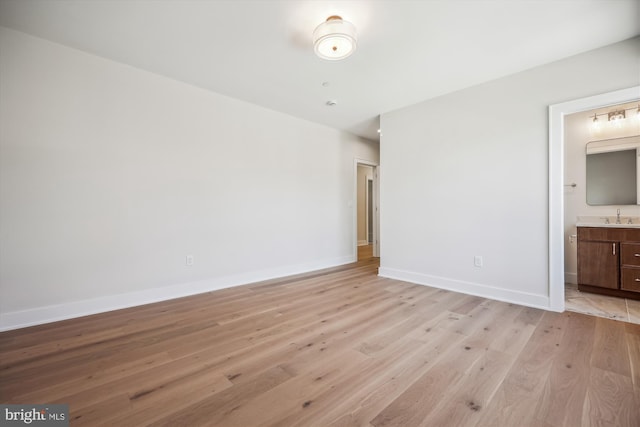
[355,160,379,261]
[548,85,640,312]
[562,101,640,323]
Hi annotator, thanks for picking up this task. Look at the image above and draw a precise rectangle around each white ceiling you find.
[1,0,638,141]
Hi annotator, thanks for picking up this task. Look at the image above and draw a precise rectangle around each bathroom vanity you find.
[574,132,640,300]
[577,224,640,300]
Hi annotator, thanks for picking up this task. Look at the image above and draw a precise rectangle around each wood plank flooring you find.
[357,243,374,260]
[1,258,639,426]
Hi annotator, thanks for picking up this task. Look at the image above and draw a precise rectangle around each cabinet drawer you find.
[621,268,640,293]
[621,243,640,266]
[577,227,640,242]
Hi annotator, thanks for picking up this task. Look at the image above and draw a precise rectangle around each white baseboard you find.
[357,240,369,246]
[378,267,550,311]
[564,272,577,285]
[0,255,354,332]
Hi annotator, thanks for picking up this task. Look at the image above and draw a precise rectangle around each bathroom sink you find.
[576,215,640,228]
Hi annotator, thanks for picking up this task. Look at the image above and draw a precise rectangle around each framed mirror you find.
[586,136,640,205]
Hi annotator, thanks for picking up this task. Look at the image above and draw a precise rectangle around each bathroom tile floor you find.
[565,282,640,324]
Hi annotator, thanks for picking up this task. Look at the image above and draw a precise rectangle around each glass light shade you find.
[612,117,624,128]
[313,16,357,61]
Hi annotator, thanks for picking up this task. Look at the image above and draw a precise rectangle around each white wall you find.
[563,106,640,283]
[0,27,379,330]
[380,37,640,310]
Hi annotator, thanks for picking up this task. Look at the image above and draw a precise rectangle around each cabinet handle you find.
[635,279,640,282]
[635,254,640,257]
[613,243,616,255]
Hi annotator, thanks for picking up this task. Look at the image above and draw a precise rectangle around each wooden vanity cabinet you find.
[577,226,640,300]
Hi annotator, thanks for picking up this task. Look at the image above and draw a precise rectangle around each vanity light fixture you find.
[588,105,640,132]
[313,15,357,61]
[608,110,626,121]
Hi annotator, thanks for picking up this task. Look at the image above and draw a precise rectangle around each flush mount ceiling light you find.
[313,15,357,61]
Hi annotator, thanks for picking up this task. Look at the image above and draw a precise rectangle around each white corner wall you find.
[379,36,640,311]
[0,27,379,330]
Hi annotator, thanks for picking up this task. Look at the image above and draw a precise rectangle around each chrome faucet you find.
[616,208,621,224]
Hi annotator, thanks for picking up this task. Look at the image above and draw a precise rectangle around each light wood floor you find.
[357,243,374,261]
[1,258,639,426]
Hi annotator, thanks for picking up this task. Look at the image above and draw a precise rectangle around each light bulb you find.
[613,117,624,129]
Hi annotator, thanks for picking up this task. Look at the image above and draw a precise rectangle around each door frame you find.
[354,159,379,260]
[366,177,374,244]
[548,85,639,312]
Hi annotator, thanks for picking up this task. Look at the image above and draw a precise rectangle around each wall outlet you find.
[474,255,483,268]
[186,255,194,266]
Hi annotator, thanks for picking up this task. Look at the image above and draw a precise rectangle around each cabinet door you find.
[577,241,619,289]
[621,267,640,293]
[621,243,640,267]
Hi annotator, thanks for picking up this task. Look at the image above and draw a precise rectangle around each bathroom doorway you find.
[549,85,639,315]
[562,102,640,323]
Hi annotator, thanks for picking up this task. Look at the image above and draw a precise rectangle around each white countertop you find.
[576,215,640,228]
[576,222,640,228]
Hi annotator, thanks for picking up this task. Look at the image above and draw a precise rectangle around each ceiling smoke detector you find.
[313,16,357,61]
